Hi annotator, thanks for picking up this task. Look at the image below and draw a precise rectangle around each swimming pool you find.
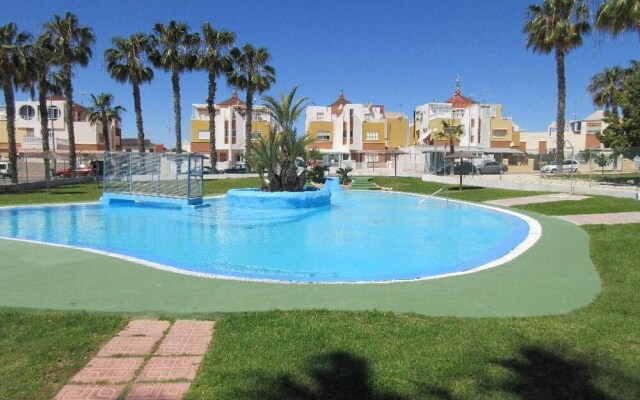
[0,191,538,283]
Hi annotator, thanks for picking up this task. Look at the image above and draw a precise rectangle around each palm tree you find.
[587,66,625,113]
[438,120,464,155]
[524,0,590,166]
[0,22,31,183]
[45,12,95,178]
[227,44,276,171]
[596,0,640,37]
[85,93,126,152]
[149,20,200,154]
[260,86,311,191]
[195,23,235,171]
[28,32,61,183]
[105,33,154,153]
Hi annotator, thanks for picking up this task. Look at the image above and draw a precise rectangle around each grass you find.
[0,177,262,206]
[514,195,640,215]
[1,177,639,399]
[370,176,545,202]
[0,311,126,400]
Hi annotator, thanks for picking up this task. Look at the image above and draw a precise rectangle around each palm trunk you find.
[63,65,77,177]
[101,116,110,151]
[2,78,18,183]
[244,86,254,172]
[132,81,145,153]
[555,47,566,167]
[38,80,51,182]
[172,67,182,154]
[207,72,217,170]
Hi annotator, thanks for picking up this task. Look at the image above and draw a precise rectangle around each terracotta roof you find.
[329,90,351,115]
[218,91,245,107]
[444,78,477,109]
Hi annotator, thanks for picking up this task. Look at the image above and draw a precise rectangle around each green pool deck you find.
[0,209,600,318]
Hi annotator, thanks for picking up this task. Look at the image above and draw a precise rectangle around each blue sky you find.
[2,0,638,147]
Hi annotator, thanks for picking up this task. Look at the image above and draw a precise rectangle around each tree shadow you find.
[246,350,454,400]
[486,345,621,400]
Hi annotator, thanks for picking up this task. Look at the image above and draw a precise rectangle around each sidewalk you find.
[422,173,640,199]
[54,319,214,400]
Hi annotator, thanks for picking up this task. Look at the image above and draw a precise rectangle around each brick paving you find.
[485,193,590,206]
[55,319,214,400]
[559,211,640,225]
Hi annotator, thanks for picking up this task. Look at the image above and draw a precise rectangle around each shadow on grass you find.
[487,345,619,400]
[247,351,426,400]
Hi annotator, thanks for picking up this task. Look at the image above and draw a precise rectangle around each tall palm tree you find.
[149,20,200,154]
[439,120,464,155]
[105,33,154,153]
[596,0,640,37]
[587,66,625,113]
[195,23,235,171]
[227,44,276,171]
[524,0,590,165]
[85,93,126,152]
[28,32,61,183]
[45,12,95,178]
[0,22,31,183]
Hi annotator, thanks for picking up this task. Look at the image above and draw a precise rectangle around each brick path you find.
[54,319,214,400]
[558,212,640,225]
[485,193,590,206]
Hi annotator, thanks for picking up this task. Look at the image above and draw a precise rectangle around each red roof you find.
[218,91,245,107]
[444,79,477,109]
[329,91,351,115]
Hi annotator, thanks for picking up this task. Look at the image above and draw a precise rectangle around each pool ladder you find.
[418,187,449,204]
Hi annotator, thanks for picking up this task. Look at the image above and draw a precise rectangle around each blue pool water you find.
[0,191,530,283]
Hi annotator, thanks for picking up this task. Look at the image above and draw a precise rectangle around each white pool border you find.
[0,191,542,285]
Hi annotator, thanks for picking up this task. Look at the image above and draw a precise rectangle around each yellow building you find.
[305,91,409,166]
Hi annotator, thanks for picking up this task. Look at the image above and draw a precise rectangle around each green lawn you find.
[1,178,639,399]
[514,195,640,215]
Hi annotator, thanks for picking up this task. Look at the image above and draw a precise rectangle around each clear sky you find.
[1,0,638,147]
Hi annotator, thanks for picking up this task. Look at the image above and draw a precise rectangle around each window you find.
[586,122,601,134]
[317,131,330,140]
[19,105,35,120]
[231,129,236,137]
[198,130,209,140]
[366,154,379,162]
[48,105,60,120]
[492,129,508,138]
[251,131,262,139]
[316,112,324,120]
[365,131,379,141]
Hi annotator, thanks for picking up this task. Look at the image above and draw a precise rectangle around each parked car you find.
[224,164,246,174]
[0,161,9,179]
[56,164,94,178]
[476,160,508,175]
[436,161,477,175]
[541,159,579,173]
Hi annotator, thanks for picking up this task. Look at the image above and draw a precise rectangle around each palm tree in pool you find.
[195,23,235,172]
[596,0,640,37]
[85,93,126,152]
[0,22,32,184]
[588,66,625,114]
[149,20,200,154]
[105,33,154,153]
[227,44,276,172]
[524,0,590,167]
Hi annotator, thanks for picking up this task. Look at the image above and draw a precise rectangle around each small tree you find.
[594,153,612,176]
[336,167,353,185]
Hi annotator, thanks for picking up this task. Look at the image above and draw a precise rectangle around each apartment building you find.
[0,96,122,157]
[304,91,409,166]
[190,91,270,168]
[413,80,523,152]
